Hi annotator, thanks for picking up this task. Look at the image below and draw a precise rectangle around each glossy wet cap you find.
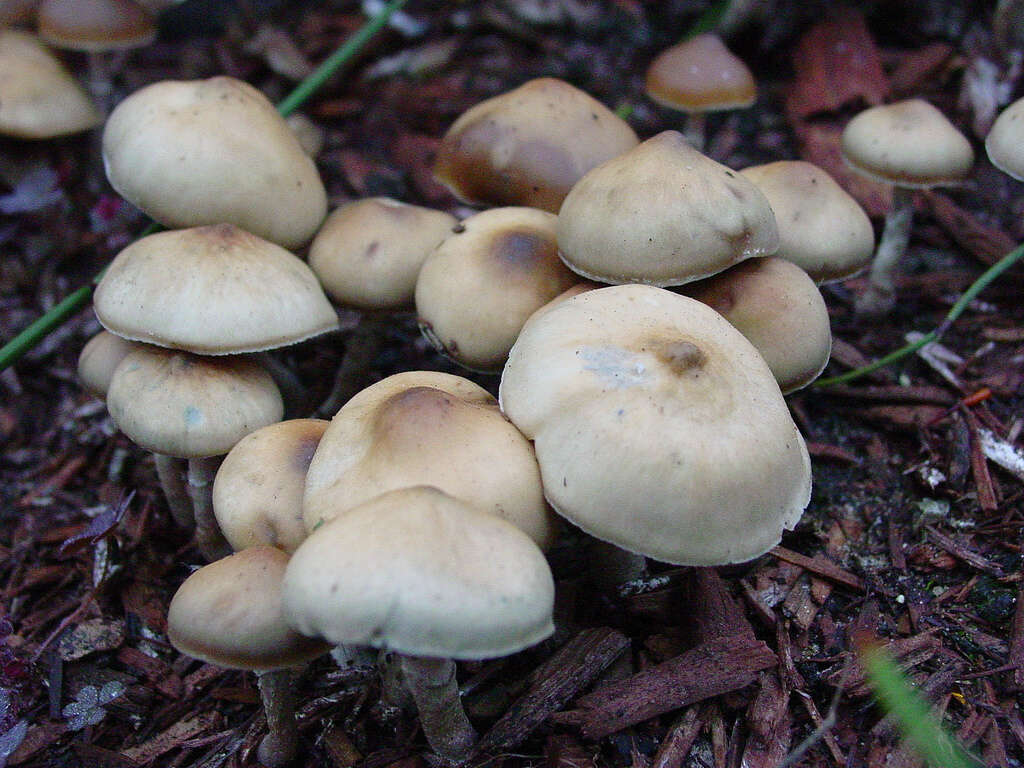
[645,34,756,112]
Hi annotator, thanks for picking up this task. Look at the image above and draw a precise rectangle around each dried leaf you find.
[58,491,133,557]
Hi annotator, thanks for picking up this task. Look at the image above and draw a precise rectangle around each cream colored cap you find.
[94,224,338,355]
[645,34,756,112]
[102,76,327,248]
[303,371,556,550]
[739,160,874,283]
[78,330,140,400]
[37,0,157,52]
[309,198,457,310]
[284,486,555,660]
[0,30,101,139]
[415,207,578,372]
[840,99,974,188]
[213,419,328,554]
[433,77,638,213]
[107,346,283,458]
[168,546,329,671]
[499,284,811,566]
[557,131,779,286]
[986,96,1024,182]
[680,257,832,393]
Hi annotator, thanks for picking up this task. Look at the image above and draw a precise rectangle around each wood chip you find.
[770,547,864,591]
[921,191,1018,266]
[650,708,702,768]
[925,526,1004,577]
[121,711,220,763]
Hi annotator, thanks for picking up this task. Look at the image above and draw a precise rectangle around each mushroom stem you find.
[683,112,707,152]
[187,456,230,561]
[253,352,309,418]
[399,654,477,762]
[856,186,914,317]
[586,538,647,592]
[316,316,386,418]
[379,650,415,712]
[256,668,300,768]
[153,453,193,530]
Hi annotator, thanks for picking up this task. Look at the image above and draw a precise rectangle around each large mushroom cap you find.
[283,486,555,660]
[0,30,101,139]
[433,77,638,213]
[986,96,1024,182]
[102,76,327,248]
[107,346,283,458]
[168,546,329,671]
[557,131,779,286]
[37,0,157,52]
[94,224,338,355]
[499,284,811,566]
[645,34,756,113]
[303,371,556,550]
[840,99,974,188]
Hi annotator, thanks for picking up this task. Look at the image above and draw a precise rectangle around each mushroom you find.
[644,33,756,151]
[840,99,974,315]
[433,77,638,213]
[738,160,875,283]
[415,207,578,372]
[102,76,328,248]
[557,130,779,286]
[283,486,555,762]
[986,95,1024,181]
[167,546,329,767]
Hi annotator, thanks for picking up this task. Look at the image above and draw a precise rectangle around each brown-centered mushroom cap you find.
[77,330,141,400]
[213,419,328,554]
[168,546,329,671]
[433,77,638,213]
[0,30,101,139]
[557,131,779,286]
[94,224,338,355]
[840,99,974,188]
[645,34,756,112]
[415,207,578,372]
[303,371,556,550]
[37,0,156,52]
[106,346,283,458]
[986,96,1024,182]
[102,76,328,249]
[283,486,555,660]
[499,284,811,566]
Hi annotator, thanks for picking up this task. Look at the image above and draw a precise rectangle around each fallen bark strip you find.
[770,546,864,591]
[475,627,629,753]
[925,526,1005,577]
[554,633,776,740]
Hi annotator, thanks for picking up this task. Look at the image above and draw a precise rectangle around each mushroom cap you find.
[0,30,101,139]
[77,330,140,400]
[309,198,457,310]
[679,257,832,393]
[415,207,578,372]
[739,161,874,283]
[213,419,328,554]
[557,131,779,286]
[283,486,555,660]
[37,0,156,52]
[840,99,974,188]
[499,284,812,566]
[94,224,338,355]
[102,76,328,249]
[645,34,756,113]
[107,346,283,458]
[986,96,1024,182]
[433,77,639,213]
[303,371,556,550]
[168,546,329,671]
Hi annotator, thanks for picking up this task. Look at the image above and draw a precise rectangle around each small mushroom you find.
[986,95,1024,181]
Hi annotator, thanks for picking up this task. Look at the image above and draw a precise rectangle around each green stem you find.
[0,0,409,373]
[815,242,1024,387]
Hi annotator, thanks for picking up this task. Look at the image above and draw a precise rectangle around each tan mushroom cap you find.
[94,224,338,355]
[739,161,874,283]
[499,284,811,566]
[284,486,555,660]
[309,198,457,310]
[0,30,101,139]
[38,0,156,52]
[303,371,556,550]
[433,77,639,213]
[77,330,140,400]
[102,76,328,249]
[679,257,832,394]
[107,346,283,458]
[213,419,328,554]
[840,99,974,188]
[557,131,779,286]
[645,34,756,112]
[986,96,1024,182]
[415,207,578,372]
[168,546,329,671]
